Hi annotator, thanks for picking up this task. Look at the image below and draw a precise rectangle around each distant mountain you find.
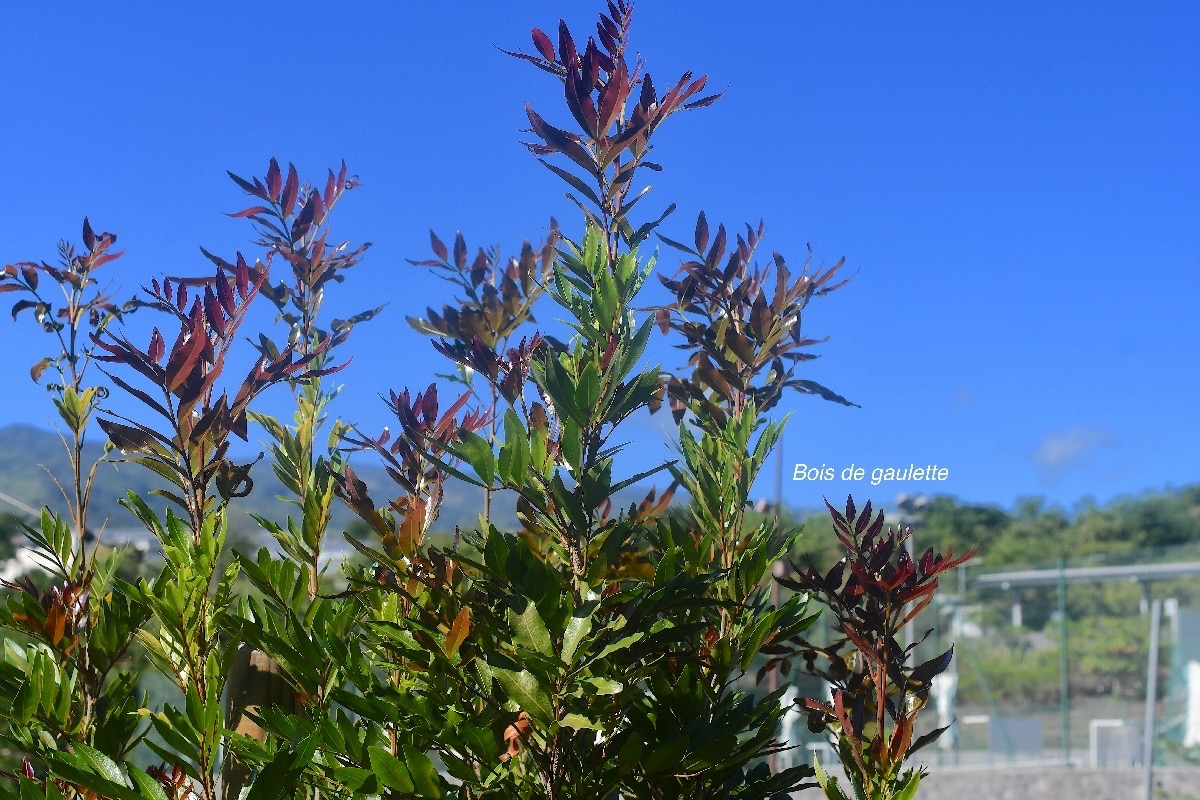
[1,423,159,526]
[0,423,665,542]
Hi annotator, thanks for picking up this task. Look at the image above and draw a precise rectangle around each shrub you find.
[0,4,968,799]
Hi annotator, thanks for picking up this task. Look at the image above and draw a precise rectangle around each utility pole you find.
[1057,557,1071,765]
[1142,599,1163,800]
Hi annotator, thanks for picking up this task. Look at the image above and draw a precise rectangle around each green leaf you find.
[40,758,139,800]
[814,760,853,800]
[127,766,171,800]
[402,745,442,798]
[541,355,582,424]
[575,361,602,418]
[369,746,415,793]
[594,272,618,329]
[491,664,555,725]
[455,428,495,485]
[893,769,923,800]
[244,743,305,800]
[330,767,378,794]
[458,725,499,763]
[509,598,554,657]
[580,676,622,695]
[498,408,530,487]
[73,745,127,786]
[609,461,673,497]
[331,767,376,791]
[644,735,690,774]
[561,607,594,665]
[590,631,644,663]
[13,678,36,724]
[617,736,643,776]
[559,419,583,473]
[559,713,600,732]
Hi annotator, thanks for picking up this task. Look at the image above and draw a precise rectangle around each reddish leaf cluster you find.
[507,3,718,250]
[147,763,200,799]
[433,333,546,405]
[213,158,373,354]
[501,710,531,763]
[657,213,854,424]
[92,259,339,512]
[776,496,977,780]
[226,158,360,252]
[1,576,88,652]
[1,218,129,360]
[338,384,488,560]
[408,227,559,351]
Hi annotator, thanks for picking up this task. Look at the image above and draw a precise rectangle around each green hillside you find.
[0,422,518,538]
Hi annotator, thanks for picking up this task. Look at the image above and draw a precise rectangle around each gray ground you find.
[793,766,1200,800]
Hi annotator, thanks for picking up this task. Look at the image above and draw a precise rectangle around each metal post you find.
[1142,599,1162,800]
[1057,557,1071,765]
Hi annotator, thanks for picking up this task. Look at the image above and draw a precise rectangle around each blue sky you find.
[3,2,1198,514]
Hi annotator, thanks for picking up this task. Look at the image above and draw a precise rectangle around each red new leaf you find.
[281,162,299,217]
[266,157,282,200]
[163,305,207,395]
[532,27,555,62]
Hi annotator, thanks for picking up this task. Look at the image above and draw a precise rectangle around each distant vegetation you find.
[789,486,1200,575]
[781,486,1200,710]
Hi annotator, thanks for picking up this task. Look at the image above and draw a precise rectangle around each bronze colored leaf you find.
[399,496,426,555]
[749,292,771,341]
[227,205,272,220]
[705,225,726,272]
[163,311,207,395]
[538,160,602,208]
[557,18,577,66]
[444,607,471,656]
[46,603,66,646]
[564,61,600,137]
[724,331,756,367]
[235,253,251,296]
[29,357,52,384]
[203,287,226,333]
[10,299,39,321]
[215,458,255,501]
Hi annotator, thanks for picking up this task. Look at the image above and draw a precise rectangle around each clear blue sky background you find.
[3,2,1197,514]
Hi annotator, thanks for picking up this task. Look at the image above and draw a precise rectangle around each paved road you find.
[793,766,1200,799]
